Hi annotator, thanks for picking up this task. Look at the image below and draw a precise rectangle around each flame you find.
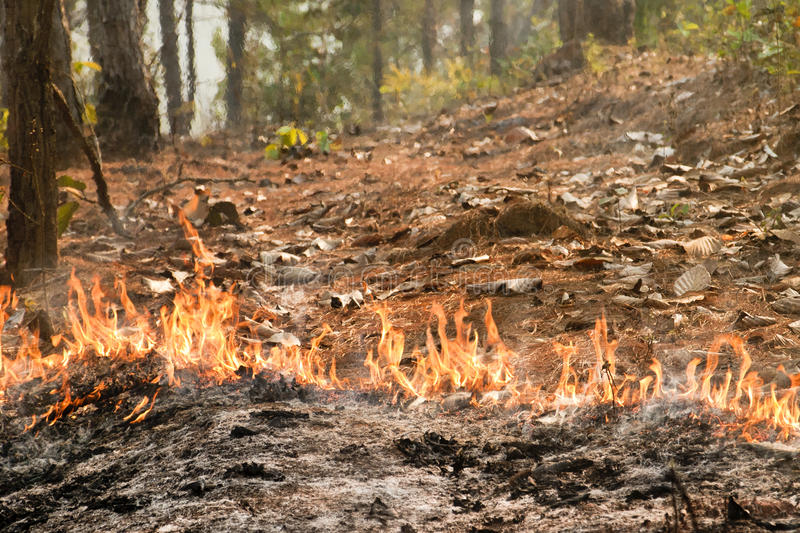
[2,220,800,442]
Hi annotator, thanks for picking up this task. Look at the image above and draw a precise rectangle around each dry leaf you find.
[682,236,722,258]
[771,296,800,316]
[143,277,175,294]
[673,265,711,296]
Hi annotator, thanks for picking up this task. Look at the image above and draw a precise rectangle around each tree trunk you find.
[159,0,186,136]
[421,0,435,74]
[489,0,507,76]
[558,0,635,45]
[184,0,196,132]
[51,0,85,168]
[459,0,474,58]
[2,0,60,285]
[370,0,383,123]
[226,0,245,129]
[87,0,159,157]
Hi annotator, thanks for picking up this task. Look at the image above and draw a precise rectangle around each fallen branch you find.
[50,83,130,238]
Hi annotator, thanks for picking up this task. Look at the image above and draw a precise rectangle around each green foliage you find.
[584,34,610,75]
[380,58,500,118]
[315,130,331,154]
[636,0,800,84]
[263,124,335,160]
[55,175,87,236]
[660,202,691,220]
[276,125,308,147]
[57,202,79,237]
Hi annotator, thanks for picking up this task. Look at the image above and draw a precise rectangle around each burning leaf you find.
[673,265,711,296]
[466,278,543,295]
[682,236,722,258]
[183,187,210,225]
[143,277,175,295]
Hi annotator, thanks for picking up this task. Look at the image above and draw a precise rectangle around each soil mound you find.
[428,200,584,251]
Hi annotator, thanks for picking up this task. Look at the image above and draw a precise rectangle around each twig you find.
[124,175,259,218]
[50,83,130,238]
[0,157,32,174]
[601,360,618,410]
[667,466,699,532]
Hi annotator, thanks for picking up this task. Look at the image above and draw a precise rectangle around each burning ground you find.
[2,51,800,531]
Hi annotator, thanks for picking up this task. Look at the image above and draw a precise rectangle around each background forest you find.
[0,0,799,284]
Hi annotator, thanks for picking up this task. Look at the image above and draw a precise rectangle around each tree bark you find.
[159,0,186,136]
[87,0,160,157]
[558,0,635,45]
[184,0,197,132]
[2,0,60,285]
[421,0,435,74]
[226,0,245,129]
[489,0,507,76]
[51,0,85,168]
[370,0,383,123]
[459,0,474,58]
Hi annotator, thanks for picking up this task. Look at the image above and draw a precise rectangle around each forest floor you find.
[2,49,800,532]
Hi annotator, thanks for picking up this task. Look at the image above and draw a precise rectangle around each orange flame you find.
[2,220,800,441]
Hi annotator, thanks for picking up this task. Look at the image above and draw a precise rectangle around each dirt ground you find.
[2,49,800,531]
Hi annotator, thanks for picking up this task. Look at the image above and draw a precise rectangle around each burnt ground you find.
[2,49,800,531]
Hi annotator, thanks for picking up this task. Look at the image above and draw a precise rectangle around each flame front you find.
[2,218,800,442]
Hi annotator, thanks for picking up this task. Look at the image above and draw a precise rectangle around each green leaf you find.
[57,201,79,237]
[57,175,87,191]
[315,130,330,154]
[264,143,280,160]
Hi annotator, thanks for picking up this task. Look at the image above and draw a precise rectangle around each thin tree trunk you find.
[421,0,435,74]
[489,0,507,76]
[87,0,160,157]
[370,0,383,123]
[2,0,60,285]
[559,0,635,45]
[184,0,196,132]
[558,0,584,43]
[51,0,84,168]
[0,3,7,108]
[159,0,186,136]
[459,0,474,58]
[226,0,245,129]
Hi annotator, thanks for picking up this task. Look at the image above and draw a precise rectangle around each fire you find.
[363,301,515,401]
[1,214,800,442]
